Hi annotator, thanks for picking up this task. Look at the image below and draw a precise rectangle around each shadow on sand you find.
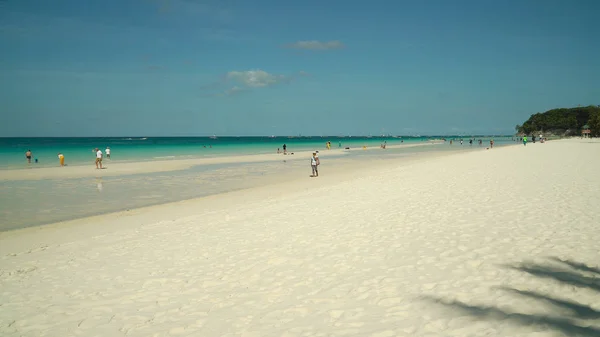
[423,257,600,337]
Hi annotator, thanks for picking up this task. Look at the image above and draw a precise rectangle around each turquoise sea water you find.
[0,136,514,169]
[0,136,517,231]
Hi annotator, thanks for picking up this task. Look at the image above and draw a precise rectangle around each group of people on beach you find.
[517,134,546,146]
[447,138,492,147]
[24,147,111,168]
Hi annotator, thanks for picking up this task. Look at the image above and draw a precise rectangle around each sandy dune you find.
[1,139,599,337]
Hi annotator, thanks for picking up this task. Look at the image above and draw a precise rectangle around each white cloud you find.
[226,69,286,88]
[201,70,307,98]
[286,40,344,50]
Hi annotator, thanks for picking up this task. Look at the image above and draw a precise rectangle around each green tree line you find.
[515,105,600,136]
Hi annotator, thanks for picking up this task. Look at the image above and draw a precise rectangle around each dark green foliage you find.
[517,106,600,136]
[588,111,600,136]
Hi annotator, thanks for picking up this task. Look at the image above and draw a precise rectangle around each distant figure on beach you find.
[95,148,103,169]
[469,139,473,146]
[277,148,280,154]
[460,140,463,145]
[450,140,453,145]
[523,136,528,146]
[490,139,494,148]
[283,144,287,154]
[25,150,32,164]
[326,141,331,150]
[310,152,320,177]
[532,135,536,143]
[106,147,111,159]
[58,153,65,167]
[478,139,482,146]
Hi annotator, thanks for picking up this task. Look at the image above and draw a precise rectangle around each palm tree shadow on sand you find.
[422,257,600,337]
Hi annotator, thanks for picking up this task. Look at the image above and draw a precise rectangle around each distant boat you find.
[209,135,217,139]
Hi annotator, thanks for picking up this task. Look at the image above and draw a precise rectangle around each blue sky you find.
[1,0,598,136]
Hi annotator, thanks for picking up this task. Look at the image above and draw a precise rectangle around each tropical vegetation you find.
[515,105,600,136]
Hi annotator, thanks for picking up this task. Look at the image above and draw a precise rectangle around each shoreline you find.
[0,142,466,234]
[0,137,451,171]
[0,141,498,239]
[0,142,443,181]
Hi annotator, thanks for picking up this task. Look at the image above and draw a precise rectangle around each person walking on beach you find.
[283,144,287,154]
[106,147,111,159]
[95,148,103,169]
[523,136,528,146]
[490,139,494,148]
[58,153,65,167]
[25,150,32,164]
[310,152,320,177]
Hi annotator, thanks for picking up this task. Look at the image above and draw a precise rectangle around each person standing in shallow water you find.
[95,148,103,169]
[310,152,320,177]
[283,144,287,154]
[25,150,32,164]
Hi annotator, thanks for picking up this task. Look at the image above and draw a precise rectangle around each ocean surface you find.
[0,136,513,169]
[1,136,517,231]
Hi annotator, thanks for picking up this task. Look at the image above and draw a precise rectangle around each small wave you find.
[153,156,176,159]
[120,137,147,141]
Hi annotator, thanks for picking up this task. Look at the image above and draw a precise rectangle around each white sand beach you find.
[1,139,599,337]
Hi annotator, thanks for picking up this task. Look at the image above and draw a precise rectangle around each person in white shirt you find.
[95,148,103,169]
[106,147,111,159]
[310,152,320,177]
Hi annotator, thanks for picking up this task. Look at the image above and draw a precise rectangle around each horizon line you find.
[0,134,516,139]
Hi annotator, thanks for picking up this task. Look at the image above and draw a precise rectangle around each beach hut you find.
[582,124,591,138]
